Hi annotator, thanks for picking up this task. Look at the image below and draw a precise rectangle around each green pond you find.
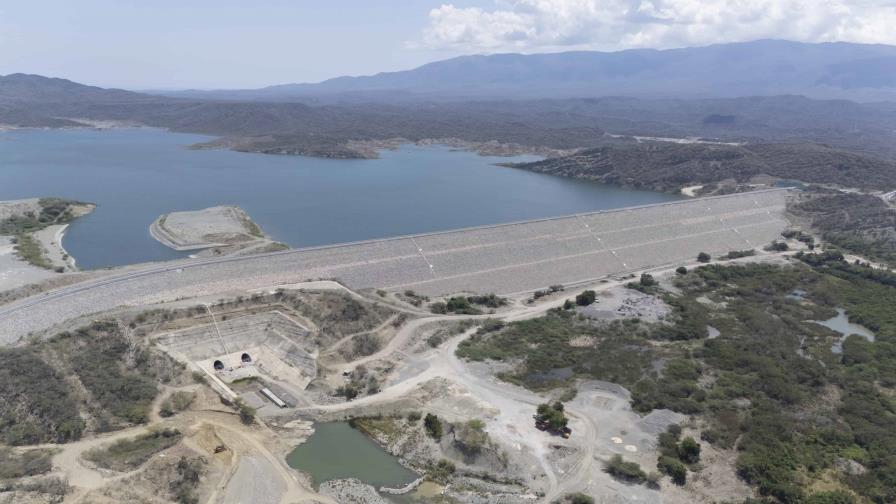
[286,422,418,491]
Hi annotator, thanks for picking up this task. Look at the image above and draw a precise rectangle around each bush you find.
[170,456,204,504]
[805,491,856,504]
[427,459,455,483]
[0,448,53,479]
[536,402,569,431]
[336,385,359,400]
[351,333,381,357]
[604,454,647,483]
[159,391,195,418]
[697,252,711,263]
[640,273,656,286]
[657,456,687,485]
[0,348,84,444]
[83,429,182,471]
[65,323,161,424]
[554,493,595,504]
[676,266,688,275]
[424,413,443,439]
[467,294,508,308]
[678,436,701,464]
[236,401,255,425]
[431,297,483,315]
[575,290,597,306]
[721,249,757,260]
[454,419,489,456]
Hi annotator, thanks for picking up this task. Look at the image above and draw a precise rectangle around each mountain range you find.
[158,40,896,103]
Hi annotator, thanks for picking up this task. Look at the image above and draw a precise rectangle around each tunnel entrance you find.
[213,360,224,371]
[241,353,252,363]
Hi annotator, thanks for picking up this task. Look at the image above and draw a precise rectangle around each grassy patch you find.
[13,233,52,269]
[45,320,183,429]
[83,429,182,472]
[0,348,84,445]
[0,447,54,479]
[457,310,656,392]
[159,391,195,418]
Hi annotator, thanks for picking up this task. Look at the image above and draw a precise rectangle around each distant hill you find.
[507,141,896,192]
[0,73,151,104]
[158,40,896,102]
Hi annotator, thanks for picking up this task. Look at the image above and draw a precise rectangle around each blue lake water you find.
[0,128,681,269]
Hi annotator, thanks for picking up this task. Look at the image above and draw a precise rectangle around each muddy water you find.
[286,422,418,491]
[811,308,876,354]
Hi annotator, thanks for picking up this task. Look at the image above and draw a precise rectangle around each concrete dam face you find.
[0,189,791,342]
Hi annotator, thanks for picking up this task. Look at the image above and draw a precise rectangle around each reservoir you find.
[0,128,681,269]
[286,422,418,490]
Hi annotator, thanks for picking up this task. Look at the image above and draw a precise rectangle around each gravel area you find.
[150,205,263,250]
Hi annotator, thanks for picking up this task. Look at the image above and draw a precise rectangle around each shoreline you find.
[57,224,76,269]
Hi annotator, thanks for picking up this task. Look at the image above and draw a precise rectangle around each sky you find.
[1,0,895,89]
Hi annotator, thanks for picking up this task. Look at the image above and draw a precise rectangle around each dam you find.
[0,189,791,342]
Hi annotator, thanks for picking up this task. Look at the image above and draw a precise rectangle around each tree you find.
[536,402,568,431]
[424,413,443,439]
[676,266,688,275]
[640,273,656,287]
[678,436,701,464]
[697,252,711,263]
[575,290,597,306]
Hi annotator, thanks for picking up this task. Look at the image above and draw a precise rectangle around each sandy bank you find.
[0,236,55,291]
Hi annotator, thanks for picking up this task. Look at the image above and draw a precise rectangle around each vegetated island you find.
[0,198,94,283]
[149,205,288,258]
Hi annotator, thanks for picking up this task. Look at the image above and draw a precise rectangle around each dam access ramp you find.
[0,189,790,342]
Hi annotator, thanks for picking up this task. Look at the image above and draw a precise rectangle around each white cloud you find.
[421,0,896,52]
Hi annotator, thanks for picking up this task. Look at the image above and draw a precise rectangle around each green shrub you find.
[170,456,204,504]
[427,459,455,483]
[536,402,568,431]
[678,436,701,464]
[0,448,54,479]
[0,348,83,444]
[805,491,856,504]
[604,454,647,483]
[697,252,711,263]
[657,456,687,485]
[676,266,688,275]
[467,294,508,308]
[575,290,596,306]
[236,401,255,425]
[554,493,595,504]
[424,413,443,439]
[83,429,182,471]
[159,391,195,418]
